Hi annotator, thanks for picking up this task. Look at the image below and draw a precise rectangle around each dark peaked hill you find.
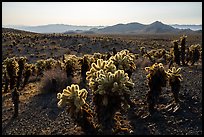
[140,21,180,33]
[95,21,198,34]
[96,22,145,33]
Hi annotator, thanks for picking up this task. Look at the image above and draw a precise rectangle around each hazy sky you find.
[2,2,202,26]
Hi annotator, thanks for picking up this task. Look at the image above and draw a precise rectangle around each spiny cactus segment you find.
[110,49,136,71]
[57,84,88,115]
[166,67,182,103]
[166,67,182,81]
[145,63,167,114]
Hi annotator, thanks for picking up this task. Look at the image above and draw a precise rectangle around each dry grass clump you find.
[39,67,70,94]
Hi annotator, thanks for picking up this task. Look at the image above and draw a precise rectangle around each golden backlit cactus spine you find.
[166,67,182,103]
[2,64,9,93]
[63,55,79,78]
[86,58,134,133]
[79,55,91,86]
[57,84,88,115]
[86,59,116,91]
[35,59,46,78]
[186,44,201,66]
[57,84,96,134]
[23,63,34,87]
[109,49,136,78]
[16,56,27,89]
[139,46,146,56]
[44,58,57,70]
[3,57,19,90]
[145,63,167,114]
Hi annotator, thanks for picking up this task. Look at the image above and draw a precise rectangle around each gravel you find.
[2,61,202,135]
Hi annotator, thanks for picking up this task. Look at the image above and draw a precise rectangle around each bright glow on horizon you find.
[2,2,202,26]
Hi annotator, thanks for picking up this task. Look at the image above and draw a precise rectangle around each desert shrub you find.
[39,67,70,94]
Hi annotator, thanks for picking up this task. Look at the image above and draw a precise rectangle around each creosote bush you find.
[39,67,69,94]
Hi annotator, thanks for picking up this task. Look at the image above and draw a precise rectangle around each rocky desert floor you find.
[2,29,202,135]
[2,60,202,135]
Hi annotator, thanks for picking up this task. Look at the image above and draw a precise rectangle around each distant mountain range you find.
[90,21,202,34]
[170,24,202,31]
[2,24,106,33]
[97,21,178,34]
[3,21,202,34]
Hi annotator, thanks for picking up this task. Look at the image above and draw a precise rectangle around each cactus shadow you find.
[126,98,174,135]
[23,92,63,120]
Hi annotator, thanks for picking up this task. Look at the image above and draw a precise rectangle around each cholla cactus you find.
[149,48,167,62]
[35,59,46,77]
[172,40,180,65]
[145,63,167,113]
[166,67,182,103]
[23,63,34,87]
[140,46,146,56]
[3,57,19,90]
[2,64,9,93]
[57,84,88,115]
[64,55,78,78]
[109,49,136,77]
[86,58,134,133]
[186,44,201,65]
[145,63,167,86]
[86,59,116,78]
[44,58,57,70]
[86,58,134,97]
[79,55,91,85]
[180,35,187,65]
[93,52,103,60]
[16,56,27,88]
[95,70,134,99]
[86,59,117,91]
[57,84,96,134]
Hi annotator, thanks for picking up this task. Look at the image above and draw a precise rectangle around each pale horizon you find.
[2,2,202,26]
